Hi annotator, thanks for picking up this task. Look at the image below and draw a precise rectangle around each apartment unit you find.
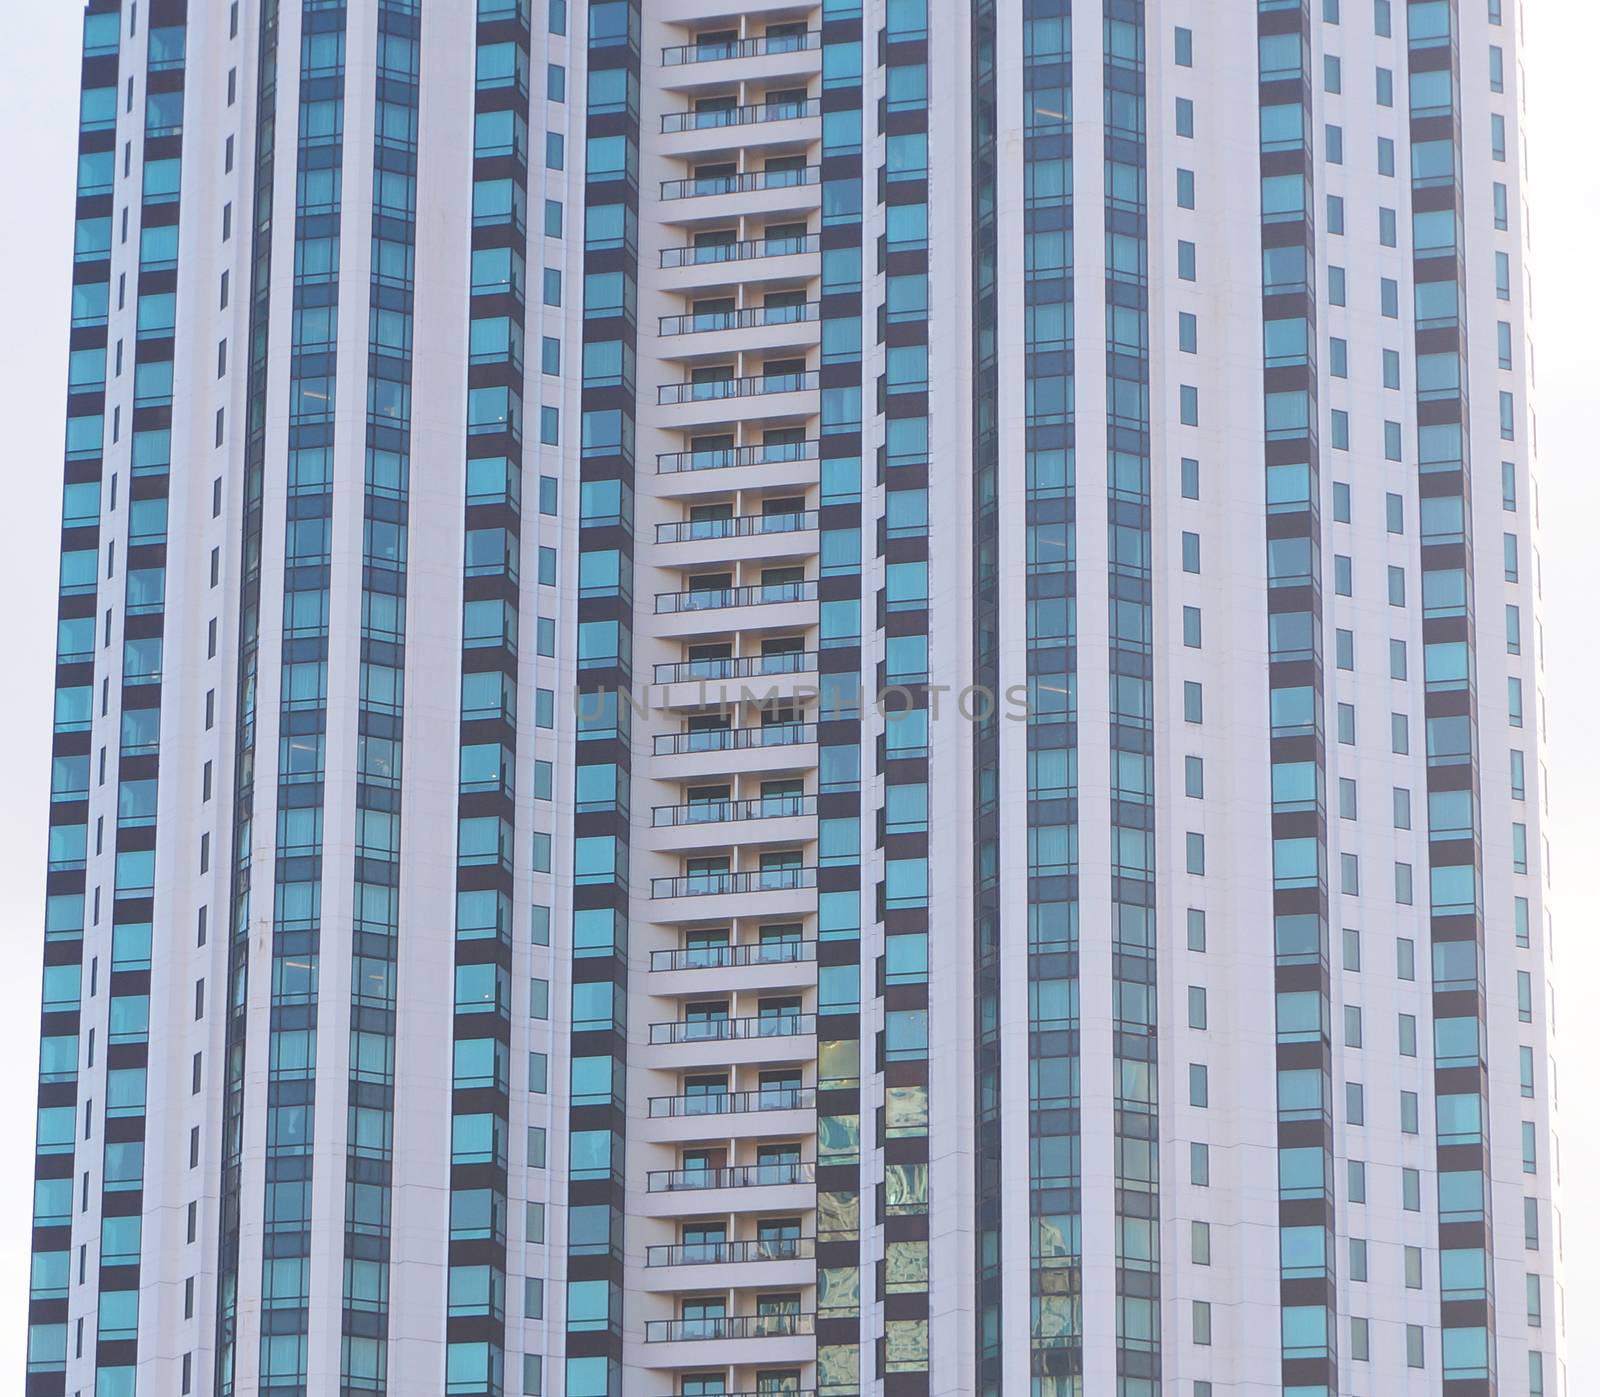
[27,0,1560,1394]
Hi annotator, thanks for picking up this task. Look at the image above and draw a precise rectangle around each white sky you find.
[0,0,1596,1380]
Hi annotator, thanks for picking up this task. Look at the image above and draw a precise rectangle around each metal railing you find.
[652,793,815,827]
[662,32,820,64]
[645,1312,815,1343]
[654,650,817,684]
[657,509,815,543]
[645,1236,815,1267]
[662,98,818,133]
[661,233,817,268]
[652,722,815,755]
[646,1159,815,1191]
[651,940,816,972]
[658,370,817,405]
[660,300,819,336]
[649,1012,814,1045]
[657,439,818,474]
[662,166,819,201]
[647,1086,814,1118]
[654,580,816,614]
[650,867,817,899]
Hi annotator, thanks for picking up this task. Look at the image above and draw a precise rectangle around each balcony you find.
[660,301,819,336]
[662,165,819,202]
[657,509,816,544]
[650,580,815,639]
[650,867,817,899]
[653,438,821,500]
[651,940,816,971]
[653,793,816,828]
[651,653,820,715]
[658,369,817,406]
[647,938,818,1000]
[644,1313,815,1342]
[649,1012,815,1046]
[646,1235,815,1267]
[653,722,815,756]
[663,32,820,65]
[646,1159,815,1191]
[646,793,815,857]
[648,721,817,788]
[648,1086,814,1118]
[655,580,816,616]
[658,234,818,296]
[662,234,817,269]
[658,438,818,474]
[654,651,817,686]
[662,97,819,135]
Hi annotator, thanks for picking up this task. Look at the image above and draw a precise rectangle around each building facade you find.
[26,0,1561,1394]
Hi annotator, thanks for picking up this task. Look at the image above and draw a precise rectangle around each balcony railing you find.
[662,98,819,134]
[657,439,819,474]
[646,1236,815,1267]
[655,580,816,614]
[645,1313,815,1342]
[653,722,815,756]
[646,1160,816,1192]
[657,510,816,544]
[651,867,817,899]
[662,32,821,64]
[662,166,820,201]
[651,940,817,972]
[661,233,818,268]
[648,1086,814,1118]
[654,651,818,684]
[652,793,816,828]
[660,301,819,336]
[658,370,817,405]
[649,1012,814,1045]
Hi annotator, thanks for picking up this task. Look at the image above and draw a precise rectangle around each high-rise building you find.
[26,0,1560,1393]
